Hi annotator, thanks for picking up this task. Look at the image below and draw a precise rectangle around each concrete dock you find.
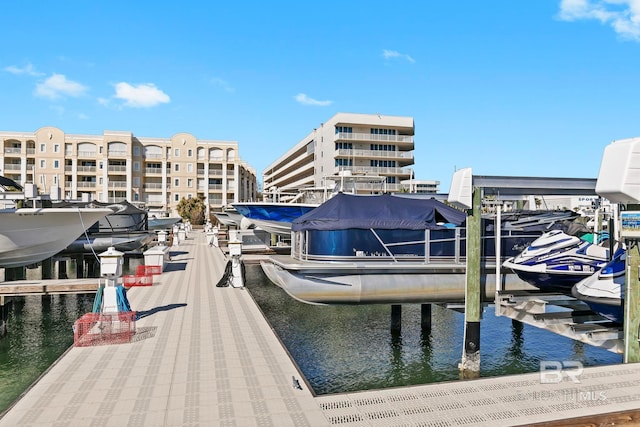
[2,231,640,426]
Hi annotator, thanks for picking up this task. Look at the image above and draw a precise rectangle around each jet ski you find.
[503,229,611,291]
[571,247,625,324]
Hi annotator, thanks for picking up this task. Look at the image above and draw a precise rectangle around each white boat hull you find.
[260,257,536,305]
[0,208,112,268]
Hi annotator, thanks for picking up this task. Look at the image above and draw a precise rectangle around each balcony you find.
[144,183,169,190]
[26,148,35,155]
[77,166,97,173]
[108,181,127,188]
[145,153,163,160]
[107,150,127,157]
[4,147,21,155]
[335,149,414,160]
[335,166,413,176]
[145,168,163,174]
[77,182,97,188]
[335,132,414,144]
[107,165,127,173]
[78,150,97,158]
[4,164,21,171]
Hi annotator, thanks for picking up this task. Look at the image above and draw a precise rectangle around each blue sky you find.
[2,1,640,192]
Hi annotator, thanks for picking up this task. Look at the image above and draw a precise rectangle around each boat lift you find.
[447,167,626,376]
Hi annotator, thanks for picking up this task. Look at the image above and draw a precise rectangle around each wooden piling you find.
[421,304,432,332]
[460,186,482,378]
[391,304,402,332]
[624,241,640,363]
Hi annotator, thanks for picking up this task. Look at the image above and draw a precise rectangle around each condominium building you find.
[263,112,424,195]
[0,126,258,215]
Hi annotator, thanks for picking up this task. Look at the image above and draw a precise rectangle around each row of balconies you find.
[335,132,414,145]
[5,147,238,163]
[335,165,413,176]
[335,148,414,160]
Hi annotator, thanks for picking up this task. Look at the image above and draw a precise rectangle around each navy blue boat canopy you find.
[291,193,467,231]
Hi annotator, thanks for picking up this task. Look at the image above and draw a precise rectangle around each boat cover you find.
[292,193,467,231]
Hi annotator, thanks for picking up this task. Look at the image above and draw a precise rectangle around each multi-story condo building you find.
[263,112,424,195]
[0,127,258,216]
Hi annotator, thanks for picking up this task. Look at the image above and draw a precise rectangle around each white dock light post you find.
[99,246,125,313]
[157,230,168,246]
[228,230,244,288]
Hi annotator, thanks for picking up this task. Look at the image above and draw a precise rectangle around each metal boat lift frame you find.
[448,168,626,375]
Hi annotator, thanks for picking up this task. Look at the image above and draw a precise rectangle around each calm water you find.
[0,294,95,413]
[0,263,624,414]
[244,264,623,395]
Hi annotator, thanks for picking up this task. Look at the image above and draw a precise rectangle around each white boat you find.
[148,216,182,231]
[0,207,113,268]
[60,232,156,254]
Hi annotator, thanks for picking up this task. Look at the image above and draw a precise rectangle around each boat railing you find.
[292,227,543,265]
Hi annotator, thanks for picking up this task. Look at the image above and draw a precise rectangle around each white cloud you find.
[210,77,234,93]
[558,0,640,41]
[294,93,333,106]
[113,82,170,108]
[4,63,44,76]
[382,49,416,63]
[35,74,87,99]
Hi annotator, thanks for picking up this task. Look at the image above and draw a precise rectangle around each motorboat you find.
[259,193,555,305]
[148,215,182,231]
[56,200,155,254]
[233,174,388,236]
[232,202,317,236]
[571,248,625,324]
[0,207,113,268]
[502,229,611,291]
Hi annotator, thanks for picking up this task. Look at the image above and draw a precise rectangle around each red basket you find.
[124,273,153,287]
[136,265,162,276]
[73,312,136,347]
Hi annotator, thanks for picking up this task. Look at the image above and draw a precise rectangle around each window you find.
[133,162,140,171]
[174,194,180,202]
[40,143,45,152]
[335,159,353,166]
[187,163,193,173]
[174,164,180,172]
[174,178,180,187]
[54,144,60,153]
[336,126,352,134]
[133,147,140,156]
[53,160,59,169]
[99,146,103,154]
[53,176,58,184]
[174,148,180,157]
[335,142,353,150]
[187,149,193,157]
[133,177,140,186]
[187,178,193,188]
[371,128,396,135]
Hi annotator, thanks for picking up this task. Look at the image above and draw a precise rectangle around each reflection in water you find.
[0,294,94,414]
[245,264,622,395]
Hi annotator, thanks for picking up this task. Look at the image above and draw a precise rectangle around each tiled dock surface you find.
[2,231,640,426]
